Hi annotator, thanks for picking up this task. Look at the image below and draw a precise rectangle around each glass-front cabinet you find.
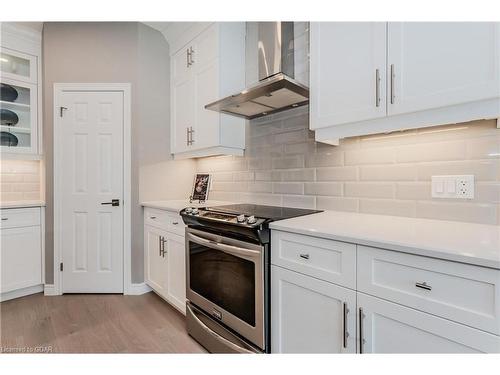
[0,46,39,155]
[0,47,37,83]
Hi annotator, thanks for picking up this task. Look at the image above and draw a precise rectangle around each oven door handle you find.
[187,232,261,259]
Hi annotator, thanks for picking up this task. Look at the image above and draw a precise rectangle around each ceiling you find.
[5,22,44,32]
[3,21,187,44]
[142,22,173,35]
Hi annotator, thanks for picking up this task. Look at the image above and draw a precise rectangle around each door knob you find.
[101,199,120,207]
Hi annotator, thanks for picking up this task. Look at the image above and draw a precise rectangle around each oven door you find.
[186,227,265,350]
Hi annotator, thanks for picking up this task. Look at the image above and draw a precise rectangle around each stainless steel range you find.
[181,204,321,353]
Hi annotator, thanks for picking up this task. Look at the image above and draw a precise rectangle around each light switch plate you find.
[431,175,475,199]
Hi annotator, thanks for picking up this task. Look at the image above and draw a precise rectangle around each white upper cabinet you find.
[0,24,42,158]
[170,23,246,159]
[310,22,387,129]
[0,47,37,84]
[388,22,500,115]
[311,22,500,144]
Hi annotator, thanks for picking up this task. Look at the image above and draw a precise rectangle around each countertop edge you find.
[270,221,500,270]
[0,201,46,209]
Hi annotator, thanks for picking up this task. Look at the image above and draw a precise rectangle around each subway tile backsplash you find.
[198,107,500,225]
[0,160,42,202]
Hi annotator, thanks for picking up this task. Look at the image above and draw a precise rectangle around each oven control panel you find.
[182,207,266,227]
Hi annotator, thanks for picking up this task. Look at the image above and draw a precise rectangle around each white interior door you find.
[59,90,124,293]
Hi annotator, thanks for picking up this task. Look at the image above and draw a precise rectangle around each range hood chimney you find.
[205,22,309,120]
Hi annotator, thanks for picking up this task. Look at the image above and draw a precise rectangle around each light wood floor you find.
[0,292,206,353]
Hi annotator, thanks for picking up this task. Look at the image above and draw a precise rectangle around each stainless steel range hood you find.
[205,22,309,120]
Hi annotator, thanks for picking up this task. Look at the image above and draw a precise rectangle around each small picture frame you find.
[191,173,211,202]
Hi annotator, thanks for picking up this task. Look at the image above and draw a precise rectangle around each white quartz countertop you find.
[269,211,500,269]
[140,200,232,213]
[0,200,46,209]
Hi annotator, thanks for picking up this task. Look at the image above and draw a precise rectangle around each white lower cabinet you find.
[270,229,500,353]
[164,233,186,313]
[271,265,356,353]
[144,209,186,314]
[357,293,500,353]
[0,207,43,301]
[144,225,168,295]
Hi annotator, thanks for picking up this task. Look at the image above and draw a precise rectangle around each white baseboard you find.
[0,284,44,302]
[126,282,152,295]
[44,284,59,296]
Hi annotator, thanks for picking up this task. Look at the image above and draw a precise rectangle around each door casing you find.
[52,83,131,295]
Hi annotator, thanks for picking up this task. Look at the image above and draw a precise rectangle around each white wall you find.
[42,22,194,285]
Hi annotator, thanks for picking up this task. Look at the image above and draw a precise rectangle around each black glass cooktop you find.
[205,204,322,221]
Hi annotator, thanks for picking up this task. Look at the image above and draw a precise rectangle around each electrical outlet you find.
[431,175,475,199]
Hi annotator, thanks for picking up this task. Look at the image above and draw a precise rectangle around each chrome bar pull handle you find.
[375,69,381,107]
[359,307,365,354]
[415,281,432,291]
[299,254,309,260]
[158,236,162,257]
[189,46,195,65]
[186,48,191,67]
[190,127,194,144]
[390,64,395,104]
[343,302,349,349]
[161,237,167,257]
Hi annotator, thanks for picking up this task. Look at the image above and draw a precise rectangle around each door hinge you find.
[60,262,63,272]
[59,106,67,117]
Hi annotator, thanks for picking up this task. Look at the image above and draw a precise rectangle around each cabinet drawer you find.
[357,246,500,335]
[144,208,184,235]
[271,231,356,289]
[0,207,40,229]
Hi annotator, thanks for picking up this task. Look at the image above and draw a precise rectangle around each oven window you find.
[189,242,256,326]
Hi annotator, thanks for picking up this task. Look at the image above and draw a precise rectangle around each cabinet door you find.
[0,47,37,84]
[165,233,186,314]
[171,76,195,154]
[172,45,193,85]
[190,24,218,70]
[193,59,220,150]
[357,293,500,353]
[310,22,387,129]
[144,225,167,295]
[0,226,41,293]
[0,78,38,155]
[190,24,219,150]
[387,22,500,115]
[271,265,356,353]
